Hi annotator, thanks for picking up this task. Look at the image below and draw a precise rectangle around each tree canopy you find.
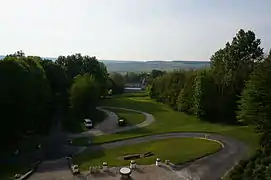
[70,74,100,116]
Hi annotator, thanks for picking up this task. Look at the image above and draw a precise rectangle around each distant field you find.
[101,60,210,72]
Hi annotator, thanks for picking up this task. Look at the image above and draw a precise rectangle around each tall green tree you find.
[176,70,197,114]
[110,72,125,94]
[0,55,51,145]
[210,29,263,123]
[193,69,217,120]
[238,54,271,149]
[56,54,109,94]
[149,71,185,109]
[70,74,100,117]
[40,59,69,112]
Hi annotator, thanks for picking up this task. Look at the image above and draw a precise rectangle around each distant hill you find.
[0,55,210,72]
[101,60,210,72]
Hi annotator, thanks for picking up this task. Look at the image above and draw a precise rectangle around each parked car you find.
[84,118,93,128]
[72,164,80,174]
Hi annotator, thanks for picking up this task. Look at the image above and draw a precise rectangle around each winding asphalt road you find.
[28,107,248,180]
[68,106,155,138]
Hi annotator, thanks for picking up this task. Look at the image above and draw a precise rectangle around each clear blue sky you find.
[0,0,270,60]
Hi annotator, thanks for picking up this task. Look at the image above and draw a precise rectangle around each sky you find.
[0,0,271,61]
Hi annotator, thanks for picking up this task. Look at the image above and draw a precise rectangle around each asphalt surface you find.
[27,107,248,180]
[68,106,155,138]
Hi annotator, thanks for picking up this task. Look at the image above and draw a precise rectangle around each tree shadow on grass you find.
[100,97,168,114]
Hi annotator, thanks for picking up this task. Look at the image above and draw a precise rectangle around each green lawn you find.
[63,108,107,133]
[92,94,259,155]
[105,108,145,125]
[73,138,221,170]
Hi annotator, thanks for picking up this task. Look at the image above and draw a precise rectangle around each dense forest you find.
[148,29,271,179]
[0,52,125,151]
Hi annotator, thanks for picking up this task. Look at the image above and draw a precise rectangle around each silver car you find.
[84,118,93,128]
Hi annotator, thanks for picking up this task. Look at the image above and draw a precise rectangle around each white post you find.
[102,162,108,171]
[130,160,136,169]
[156,158,161,167]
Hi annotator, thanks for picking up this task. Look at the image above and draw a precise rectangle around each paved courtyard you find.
[78,165,182,180]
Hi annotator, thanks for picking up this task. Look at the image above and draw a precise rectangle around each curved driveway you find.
[68,106,155,138]
[30,107,248,180]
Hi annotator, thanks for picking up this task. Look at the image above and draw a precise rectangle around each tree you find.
[6,50,25,58]
[110,72,125,94]
[124,72,141,83]
[55,54,109,95]
[40,59,69,112]
[150,69,165,79]
[238,54,271,149]
[176,71,197,114]
[193,69,218,120]
[70,74,100,117]
[149,71,185,109]
[229,51,271,180]
[210,29,264,123]
[0,55,51,145]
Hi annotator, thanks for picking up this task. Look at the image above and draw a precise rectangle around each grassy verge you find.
[93,95,259,154]
[73,138,221,170]
[106,108,145,126]
[63,108,107,133]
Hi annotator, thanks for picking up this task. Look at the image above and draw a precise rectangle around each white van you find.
[84,118,93,128]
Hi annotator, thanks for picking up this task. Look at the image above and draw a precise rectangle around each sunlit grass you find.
[74,138,221,170]
[93,94,259,154]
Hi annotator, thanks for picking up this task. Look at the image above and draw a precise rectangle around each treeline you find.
[229,52,271,180]
[148,29,271,179]
[0,52,121,149]
[149,29,263,123]
[107,70,165,94]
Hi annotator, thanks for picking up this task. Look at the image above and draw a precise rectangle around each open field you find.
[73,137,221,170]
[93,93,259,154]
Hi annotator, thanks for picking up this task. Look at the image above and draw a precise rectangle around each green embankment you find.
[74,137,221,170]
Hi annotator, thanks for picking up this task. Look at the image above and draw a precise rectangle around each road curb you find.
[17,160,41,180]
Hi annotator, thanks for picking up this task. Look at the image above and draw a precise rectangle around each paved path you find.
[28,107,248,180]
[27,158,74,180]
[68,106,155,138]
